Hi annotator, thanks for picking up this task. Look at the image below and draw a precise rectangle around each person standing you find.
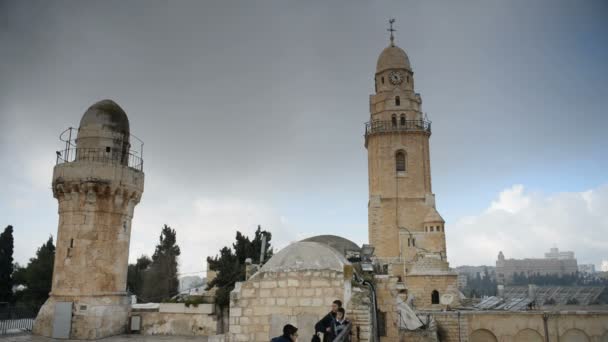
[315,300,342,342]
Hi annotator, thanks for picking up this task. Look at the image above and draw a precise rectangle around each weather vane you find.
[388,18,396,46]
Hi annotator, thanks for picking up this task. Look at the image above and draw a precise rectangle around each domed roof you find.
[301,235,361,257]
[423,207,445,223]
[79,99,130,135]
[260,241,349,273]
[376,45,411,73]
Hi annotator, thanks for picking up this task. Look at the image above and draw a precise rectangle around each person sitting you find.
[271,324,298,342]
[315,299,342,342]
[332,308,351,341]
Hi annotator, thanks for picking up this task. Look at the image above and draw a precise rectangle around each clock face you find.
[389,71,403,85]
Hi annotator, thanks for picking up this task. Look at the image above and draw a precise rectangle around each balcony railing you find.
[56,147,144,172]
[365,119,431,136]
[55,127,144,172]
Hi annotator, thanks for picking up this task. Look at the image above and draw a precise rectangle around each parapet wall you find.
[428,310,608,342]
[131,303,219,337]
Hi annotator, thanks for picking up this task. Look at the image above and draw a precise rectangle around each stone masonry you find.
[33,100,144,339]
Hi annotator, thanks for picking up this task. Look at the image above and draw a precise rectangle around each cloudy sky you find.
[1,0,607,277]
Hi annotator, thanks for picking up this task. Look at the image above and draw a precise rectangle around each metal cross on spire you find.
[388,18,396,46]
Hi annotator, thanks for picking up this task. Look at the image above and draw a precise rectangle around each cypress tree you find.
[0,225,15,302]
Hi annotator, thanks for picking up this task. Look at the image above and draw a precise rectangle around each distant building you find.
[457,274,468,290]
[545,247,575,260]
[496,249,578,284]
[455,265,496,280]
[179,275,204,292]
[578,264,596,274]
[602,260,608,272]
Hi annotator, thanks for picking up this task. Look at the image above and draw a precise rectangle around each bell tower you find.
[34,100,145,339]
[365,21,458,308]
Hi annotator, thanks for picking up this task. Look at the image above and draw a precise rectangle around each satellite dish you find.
[440,293,454,306]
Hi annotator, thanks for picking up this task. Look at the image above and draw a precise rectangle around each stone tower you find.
[365,27,458,308]
[34,100,144,339]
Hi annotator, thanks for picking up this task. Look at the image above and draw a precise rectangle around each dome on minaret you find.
[376,44,411,74]
[76,99,131,163]
[79,99,130,136]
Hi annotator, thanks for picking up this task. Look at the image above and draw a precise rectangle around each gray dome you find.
[301,235,361,257]
[79,99,130,135]
[260,241,349,273]
[376,45,411,73]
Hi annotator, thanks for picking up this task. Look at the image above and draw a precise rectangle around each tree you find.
[207,225,273,307]
[0,225,15,302]
[141,225,180,302]
[13,236,55,308]
[127,255,152,298]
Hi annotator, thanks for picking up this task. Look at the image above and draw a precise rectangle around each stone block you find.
[311,279,330,287]
[260,280,277,289]
[230,308,242,317]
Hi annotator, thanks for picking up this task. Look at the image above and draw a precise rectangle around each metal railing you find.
[56,147,144,171]
[0,306,39,335]
[332,322,353,342]
[55,127,144,172]
[365,119,431,137]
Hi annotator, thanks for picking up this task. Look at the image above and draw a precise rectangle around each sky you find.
[1,0,607,277]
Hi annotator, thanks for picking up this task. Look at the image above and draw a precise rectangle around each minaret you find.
[34,100,144,339]
[366,21,458,308]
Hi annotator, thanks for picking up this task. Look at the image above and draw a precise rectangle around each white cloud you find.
[487,184,530,214]
[448,184,608,268]
[130,195,297,278]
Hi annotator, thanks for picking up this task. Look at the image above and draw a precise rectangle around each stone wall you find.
[405,273,459,309]
[228,270,350,342]
[131,303,218,337]
[374,275,402,341]
[427,310,608,342]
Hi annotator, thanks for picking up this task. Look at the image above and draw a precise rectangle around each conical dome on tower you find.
[424,207,445,223]
[376,44,411,73]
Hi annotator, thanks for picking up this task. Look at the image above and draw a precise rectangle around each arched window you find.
[431,290,440,304]
[395,96,400,106]
[391,114,397,127]
[396,151,406,172]
[400,114,406,126]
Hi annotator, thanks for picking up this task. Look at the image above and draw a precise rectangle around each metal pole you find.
[259,233,267,264]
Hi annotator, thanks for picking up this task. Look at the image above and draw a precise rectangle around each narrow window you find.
[400,114,406,126]
[391,114,397,127]
[70,238,74,248]
[377,311,387,336]
[106,146,111,153]
[381,76,385,84]
[395,96,400,106]
[432,290,440,304]
[413,238,416,246]
[406,75,410,83]
[430,226,434,232]
[407,238,411,247]
[396,151,406,172]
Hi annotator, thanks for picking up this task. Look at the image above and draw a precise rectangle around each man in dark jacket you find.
[271,324,298,342]
[314,300,342,342]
